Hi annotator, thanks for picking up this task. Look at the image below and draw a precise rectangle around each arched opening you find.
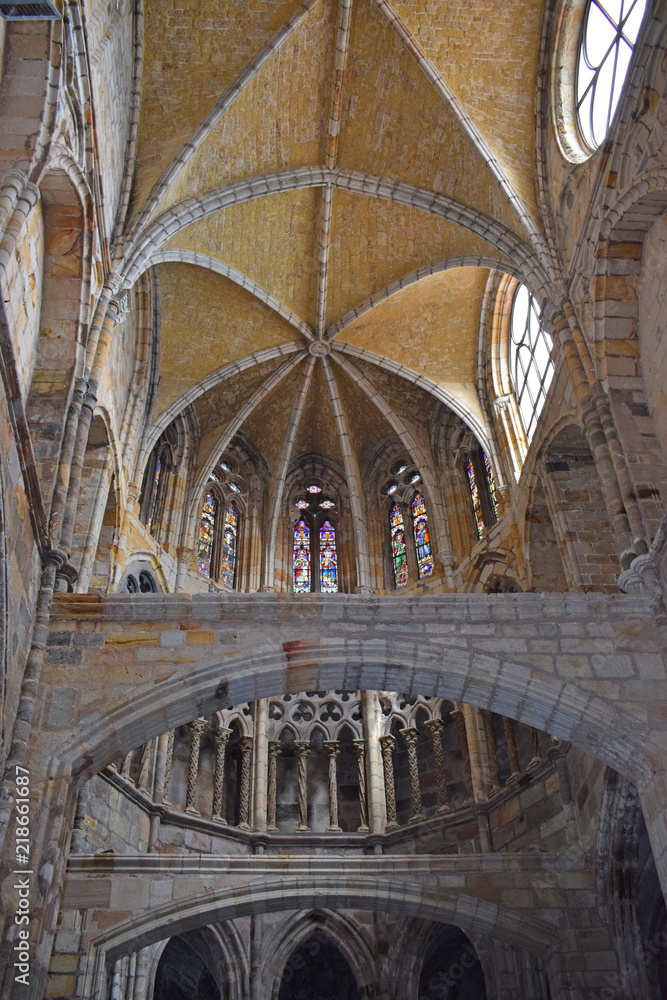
[278,929,359,1000]
[418,924,487,999]
[152,934,222,1000]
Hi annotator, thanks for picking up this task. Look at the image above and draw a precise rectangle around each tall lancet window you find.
[293,519,311,593]
[220,502,239,587]
[319,520,338,592]
[467,460,484,539]
[483,452,500,521]
[198,490,217,576]
[390,504,408,588]
[411,494,433,578]
[147,453,164,532]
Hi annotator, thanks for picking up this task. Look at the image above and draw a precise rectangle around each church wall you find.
[0,196,43,402]
[72,774,150,855]
[97,305,139,444]
[637,213,667,462]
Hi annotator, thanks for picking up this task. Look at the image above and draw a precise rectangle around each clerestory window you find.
[509,285,555,443]
[576,0,647,152]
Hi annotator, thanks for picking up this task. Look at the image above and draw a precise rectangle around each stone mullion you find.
[353,740,370,832]
[424,718,449,814]
[399,727,424,823]
[461,703,493,803]
[503,716,522,782]
[212,727,232,823]
[379,734,399,831]
[237,736,254,830]
[450,706,473,801]
[185,718,207,815]
[294,741,311,832]
[482,711,501,794]
[323,741,342,832]
[266,741,281,832]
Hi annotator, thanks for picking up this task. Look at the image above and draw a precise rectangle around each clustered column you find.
[399,727,424,823]
[185,718,207,815]
[237,736,254,830]
[323,741,342,833]
[212,726,232,823]
[424,718,449,814]
[353,739,370,833]
[379,734,398,831]
[266,741,281,832]
[294,741,311,832]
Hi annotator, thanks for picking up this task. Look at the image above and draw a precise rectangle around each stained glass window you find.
[198,490,217,576]
[320,499,335,509]
[293,519,311,593]
[209,471,220,482]
[411,494,433,578]
[576,0,646,152]
[509,284,555,442]
[229,481,241,494]
[390,504,408,588]
[220,502,239,587]
[220,461,232,472]
[306,485,321,494]
[319,520,338,593]
[405,472,421,485]
[467,460,484,539]
[147,455,163,531]
[295,499,310,510]
[383,481,399,495]
[483,452,500,522]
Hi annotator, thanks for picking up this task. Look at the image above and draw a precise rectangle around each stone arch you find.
[59,624,659,788]
[261,910,375,1000]
[71,410,120,593]
[80,876,557,1000]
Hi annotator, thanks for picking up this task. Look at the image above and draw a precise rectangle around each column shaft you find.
[237,736,254,830]
[185,718,207,815]
[294,741,311,832]
[379,734,398,831]
[324,741,342,832]
[353,739,370,832]
[399,727,424,822]
[212,727,232,822]
[424,718,449,814]
[267,741,281,832]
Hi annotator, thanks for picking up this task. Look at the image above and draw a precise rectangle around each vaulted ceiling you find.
[123,0,548,475]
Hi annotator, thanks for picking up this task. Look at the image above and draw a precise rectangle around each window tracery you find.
[509,284,555,442]
[220,502,239,588]
[197,490,217,576]
[291,485,339,593]
[293,518,312,593]
[576,0,647,152]
[319,520,338,593]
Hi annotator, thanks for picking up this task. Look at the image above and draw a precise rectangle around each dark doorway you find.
[278,930,359,1000]
[418,925,486,1000]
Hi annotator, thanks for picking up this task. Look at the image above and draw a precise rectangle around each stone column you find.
[252,699,270,831]
[482,711,502,794]
[424,718,449,814]
[212,727,232,823]
[450,706,473,801]
[129,947,152,1000]
[185,718,207,815]
[323,741,342,832]
[379,734,399,831]
[353,739,370,832]
[503,716,522,782]
[152,733,170,803]
[267,741,281,832]
[294,741,311,832]
[237,736,254,830]
[162,730,175,805]
[362,690,386,834]
[399,727,424,823]
[137,741,152,793]
[526,725,542,769]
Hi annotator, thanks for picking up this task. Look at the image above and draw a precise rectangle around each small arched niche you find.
[278,929,359,1000]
